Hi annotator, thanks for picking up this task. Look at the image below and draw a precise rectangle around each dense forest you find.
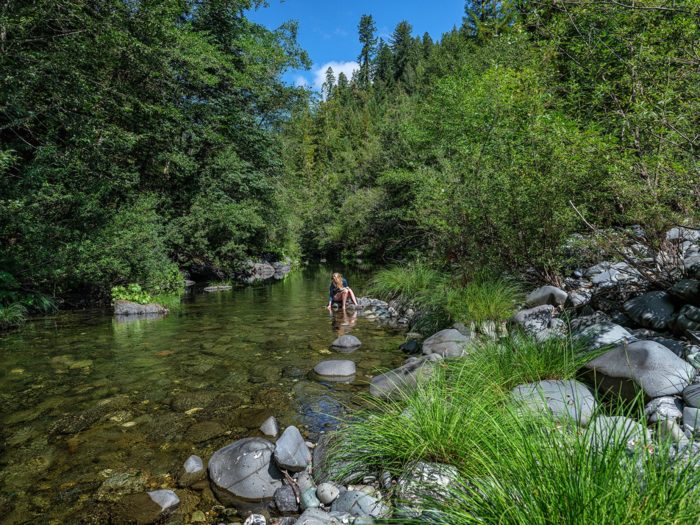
[1,0,699,322]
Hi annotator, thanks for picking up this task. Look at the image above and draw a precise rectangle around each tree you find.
[373,38,395,89]
[390,21,419,92]
[357,14,377,87]
[463,0,516,40]
[322,67,336,99]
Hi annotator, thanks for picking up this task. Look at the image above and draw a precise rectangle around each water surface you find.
[0,266,405,523]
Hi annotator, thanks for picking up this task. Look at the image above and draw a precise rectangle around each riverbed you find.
[0,266,405,523]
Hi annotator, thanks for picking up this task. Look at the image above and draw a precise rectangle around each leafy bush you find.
[111,284,153,305]
[0,270,56,329]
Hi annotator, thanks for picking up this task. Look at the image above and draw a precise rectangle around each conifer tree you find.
[357,14,377,87]
[322,67,335,99]
[463,0,516,40]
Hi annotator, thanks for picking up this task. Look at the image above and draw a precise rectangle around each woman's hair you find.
[332,272,344,289]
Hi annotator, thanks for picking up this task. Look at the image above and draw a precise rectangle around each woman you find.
[326,272,358,310]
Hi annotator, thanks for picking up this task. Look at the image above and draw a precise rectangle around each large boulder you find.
[330,335,362,352]
[370,356,439,399]
[331,490,389,518]
[511,380,596,426]
[274,426,311,472]
[208,438,283,503]
[585,340,696,400]
[395,462,459,518]
[526,285,568,307]
[313,360,356,379]
[113,300,168,316]
[421,329,471,358]
[575,322,635,350]
[623,291,676,330]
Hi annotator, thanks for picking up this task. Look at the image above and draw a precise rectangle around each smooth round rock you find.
[313,360,356,378]
[511,380,596,426]
[274,425,311,472]
[208,438,283,502]
[624,291,676,330]
[316,482,340,505]
[330,335,362,351]
[422,329,471,358]
[585,340,696,399]
[260,416,279,437]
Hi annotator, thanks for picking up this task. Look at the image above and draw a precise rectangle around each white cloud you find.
[313,61,359,90]
[294,75,308,88]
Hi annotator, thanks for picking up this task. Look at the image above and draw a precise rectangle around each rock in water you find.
[274,426,311,472]
[330,335,362,352]
[313,360,356,378]
[511,380,596,426]
[208,438,283,503]
[260,416,279,437]
[370,356,439,399]
[113,490,179,524]
[526,285,568,307]
[585,340,696,399]
[623,291,676,330]
[113,300,168,316]
[178,454,206,487]
[421,329,471,358]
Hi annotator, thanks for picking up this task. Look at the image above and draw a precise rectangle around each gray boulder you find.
[587,416,650,451]
[511,380,596,426]
[575,322,635,350]
[314,360,356,379]
[511,305,554,336]
[585,340,696,399]
[683,383,700,408]
[274,425,311,472]
[113,300,168,316]
[330,335,362,352]
[370,356,438,399]
[421,329,471,358]
[395,462,459,518]
[683,407,700,431]
[274,485,299,513]
[670,279,700,305]
[526,285,568,307]
[644,397,683,423]
[208,438,283,503]
[331,490,389,518]
[623,291,676,330]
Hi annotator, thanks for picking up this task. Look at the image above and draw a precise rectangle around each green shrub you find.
[111,284,153,305]
[368,262,446,303]
[0,303,28,330]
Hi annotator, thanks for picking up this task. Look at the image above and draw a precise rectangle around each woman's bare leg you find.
[347,288,358,305]
[341,290,349,310]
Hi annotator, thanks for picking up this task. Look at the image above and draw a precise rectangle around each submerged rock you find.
[113,490,180,524]
[511,380,596,426]
[585,340,696,399]
[208,438,283,503]
[178,455,206,487]
[330,335,362,352]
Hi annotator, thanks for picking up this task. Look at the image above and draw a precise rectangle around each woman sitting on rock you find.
[327,272,358,310]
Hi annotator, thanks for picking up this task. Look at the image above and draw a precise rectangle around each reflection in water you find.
[331,310,358,336]
[0,266,405,522]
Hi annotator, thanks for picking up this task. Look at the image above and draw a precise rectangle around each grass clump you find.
[328,336,700,524]
[0,302,28,330]
[0,270,57,330]
[369,263,522,332]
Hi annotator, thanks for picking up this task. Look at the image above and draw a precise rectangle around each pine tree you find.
[372,38,394,92]
[421,32,434,59]
[322,67,335,100]
[357,14,377,87]
[463,0,516,40]
[390,21,419,92]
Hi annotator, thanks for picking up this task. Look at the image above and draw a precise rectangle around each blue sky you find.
[248,1,465,90]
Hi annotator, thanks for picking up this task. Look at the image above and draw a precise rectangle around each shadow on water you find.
[0,265,405,522]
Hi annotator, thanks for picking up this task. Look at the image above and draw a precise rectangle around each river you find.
[0,265,405,523]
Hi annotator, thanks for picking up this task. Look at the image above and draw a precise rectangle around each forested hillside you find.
[1,0,699,319]
[282,0,699,274]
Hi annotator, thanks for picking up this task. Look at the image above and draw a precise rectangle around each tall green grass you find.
[328,336,699,524]
[0,303,28,330]
[369,263,522,332]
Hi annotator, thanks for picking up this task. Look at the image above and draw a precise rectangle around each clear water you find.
[0,266,405,523]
